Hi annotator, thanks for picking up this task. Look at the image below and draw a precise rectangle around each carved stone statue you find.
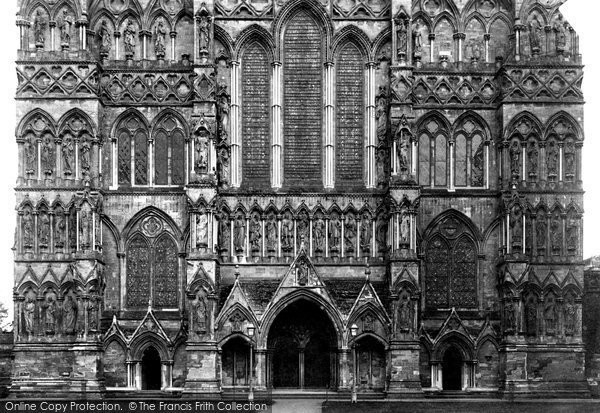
[218,216,230,250]
[528,17,542,54]
[512,213,522,247]
[525,300,537,336]
[565,302,576,335]
[554,15,567,53]
[544,304,557,334]
[195,138,208,173]
[217,148,230,187]
[566,218,578,250]
[376,221,387,253]
[550,217,561,252]
[198,14,210,52]
[123,19,136,56]
[249,215,261,251]
[63,295,77,334]
[330,216,341,250]
[564,142,575,176]
[25,137,36,174]
[375,94,387,144]
[41,136,54,175]
[536,218,547,249]
[360,218,371,251]
[376,148,386,186]
[80,138,91,175]
[397,132,409,172]
[265,216,277,251]
[297,214,309,250]
[196,214,208,248]
[396,298,412,332]
[194,291,208,333]
[281,214,293,250]
[62,137,74,175]
[22,210,34,248]
[413,21,424,54]
[217,94,230,143]
[233,216,245,251]
[504,302,515,333]
[344,217,356,252]
[33,10,45,46]
[55,212,65,248]
[154,18,167,58]
[38,212,50,247]
[527,142,538,177]
[99,20,112,54]
[58,9,72,46]
[88,298,98,331]
[400,213,410,245]
[509,141,521,177]
[24,297,35,334]
[45,296,56,332]
[396,18,407,58]
[314,218,325,251]
[79,211,91,250]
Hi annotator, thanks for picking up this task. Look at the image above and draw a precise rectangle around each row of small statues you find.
[24,134,90,178]
[508,140,577,180]
[21,294,99,336]
[504,299,577,336]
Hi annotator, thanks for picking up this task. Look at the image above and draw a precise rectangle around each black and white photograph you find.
[0,0,599,412]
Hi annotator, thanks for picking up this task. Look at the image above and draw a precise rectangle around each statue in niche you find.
[565,301,576,335]
[376,221,387,253]
[504,302,515,332]
[33,10,45,46]
[281,214,293,250]
[249,215,261,251]
[396,298,412,332]
[528,17,542,54]
[397,132,409,173]
[525,218,533,252]
[198,14,210,52]
[58,9,72,46]
[547,144,558,176]
[512,213,522,247]
[79,211,91,250]
[123,19,136,55]
[564,142,575,177]
[344,217,356,252]
[38,212,50,247]
[313,217,325,251]
[54,212,65,248]
[62,137,74,175]
[193,291,208,333]
[400,213,410,246]
[566,218,578,250]
[296,214,309,250]
[265,216,277,251]
[525,299,537,336]
[297,259,309,286]
[99,20,112,54]
[395,18,407,58]
[88,298,98,331]
[233,216,246,252]
[554,14,567,53]
[45,295,56,332]
[550,217,561,252]
[363,314,374,332]
[41,136,54,175]
[217,148,230,188]
[63,294,77,334]
[22,210,34,248]
[527,142,538,178]
[80,138,91,175]
[509,141,521,177]
[375,93,387,144]
[195,138,208,173]
[360,217,371,251]
[218,216,230,250]
[217,94,230,143]
[413,21,424,54]
[154,18,167,58]
[196,213,208,247]
[537,218,547,249]
[25,136,36,174]
[69,212,77,250]
[24,296,35,334]
[330,216,341,250]
[472,141,484,186]
[544,303,557,334]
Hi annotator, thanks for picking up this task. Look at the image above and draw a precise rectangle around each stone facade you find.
[10,0,589,398]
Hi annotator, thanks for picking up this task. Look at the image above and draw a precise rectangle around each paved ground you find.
[272,399,324,413]
[321,400,600,413]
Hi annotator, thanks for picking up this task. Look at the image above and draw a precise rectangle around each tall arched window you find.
[126,218,179,309]
[453,117,486,188]
[425,215,478,309]
[418,117,448,188]
[241,41,271,189]
[153,114,185,186]
[283,10,323,189]
[335,41,365,189]
[117,114,149,186]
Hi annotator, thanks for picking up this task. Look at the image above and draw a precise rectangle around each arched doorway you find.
[141,346,162,390]
[222,337,251,387]
[442,346,463,390]
[268,299,337,389]
[356,336,386,391]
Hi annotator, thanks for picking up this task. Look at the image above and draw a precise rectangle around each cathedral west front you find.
[9,0,591,399]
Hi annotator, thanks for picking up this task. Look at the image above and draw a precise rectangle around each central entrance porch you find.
[267,299,337,389]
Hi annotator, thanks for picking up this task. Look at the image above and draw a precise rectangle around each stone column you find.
[114,32,121,60]
[324,61,335,189]
[366,62,377,188]
[230,61,241,188]
[454,32,465,62]
[428,33,435,63]
[170,31,177,62]
[271,61,282,189]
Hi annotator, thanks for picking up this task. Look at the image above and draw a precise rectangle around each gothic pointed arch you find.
[151,109,187,186]
[113,109,150,186]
